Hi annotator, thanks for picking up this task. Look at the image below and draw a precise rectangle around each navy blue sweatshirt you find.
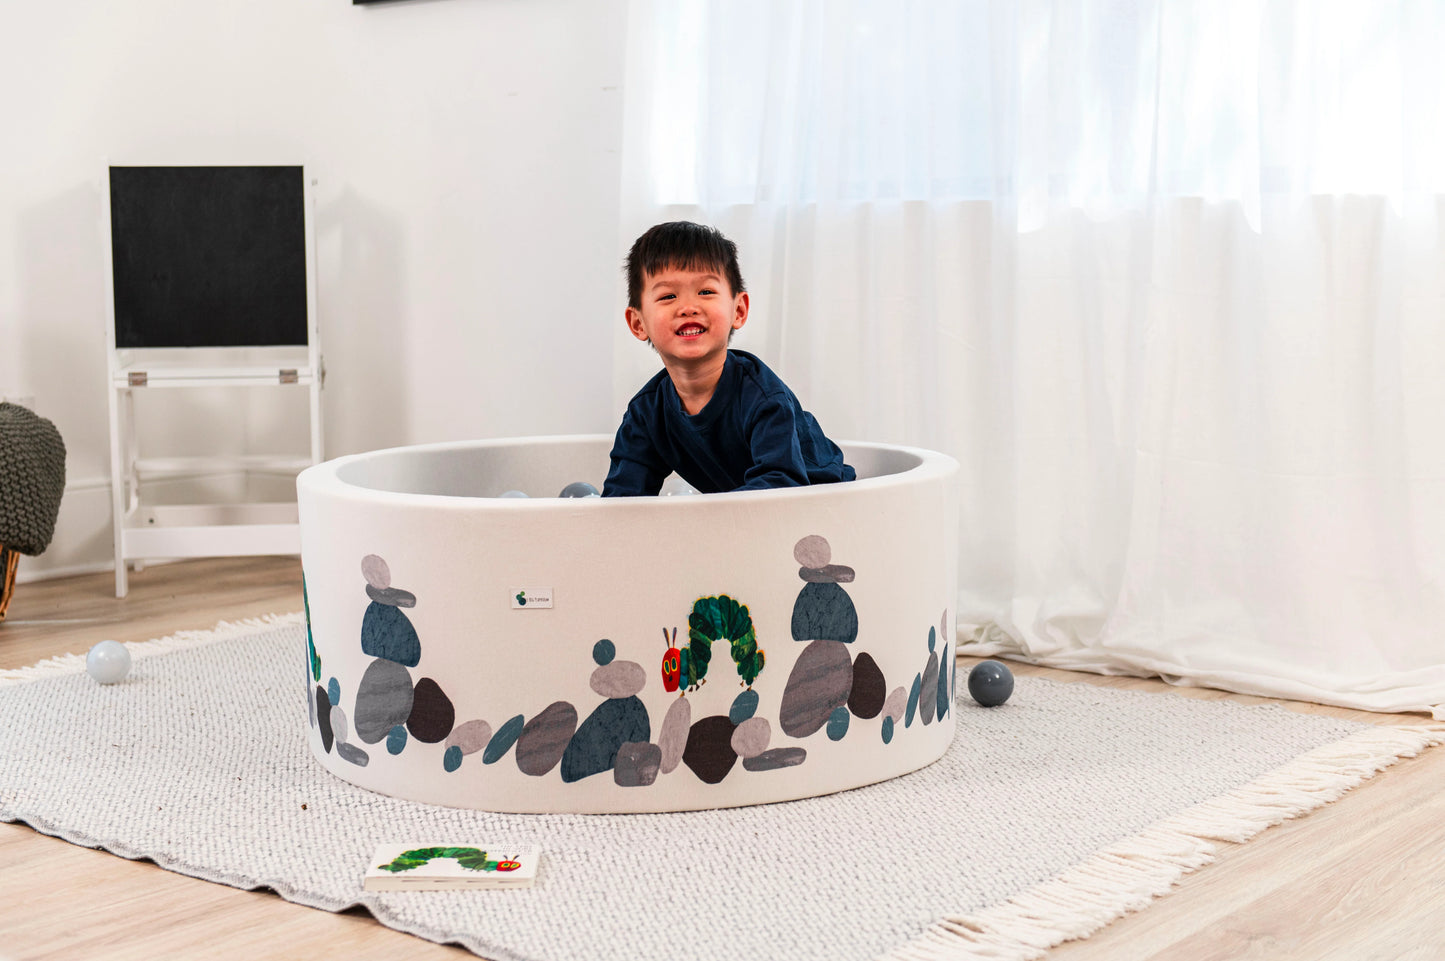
[603,350,855,496]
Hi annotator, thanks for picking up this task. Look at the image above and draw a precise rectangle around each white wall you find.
[0,0,629,579]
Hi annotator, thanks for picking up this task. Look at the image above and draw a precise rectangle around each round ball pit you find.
[297,434,959,813]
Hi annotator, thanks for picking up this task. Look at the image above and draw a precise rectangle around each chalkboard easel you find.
[102,164,324,598]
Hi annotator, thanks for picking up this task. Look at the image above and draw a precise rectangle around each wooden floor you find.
[0,557,1441,961]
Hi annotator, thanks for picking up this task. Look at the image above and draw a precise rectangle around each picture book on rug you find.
[364,844,540,890]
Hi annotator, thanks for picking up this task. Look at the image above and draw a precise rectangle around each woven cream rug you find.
[1,616,1439,961]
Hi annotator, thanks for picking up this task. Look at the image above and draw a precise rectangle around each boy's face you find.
[626,266,749,369]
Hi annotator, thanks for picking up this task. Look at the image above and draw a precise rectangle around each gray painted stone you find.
[730,716,771,758]
[361,554,390,589]
[659,696,691,774]
[793,535,831,568]
[353,658,415,744]
[365,584,417,608]
[920,652,939,725]
[743,747,808,772]
[337,741,369,767]
[779,639,853,738]
[329,704,348,745]
[446,719,493,756]
[614,741,662,787]
[882,686,907,724]
[515,701,578,777]
[589,660,646,699]
[798,564,856,584]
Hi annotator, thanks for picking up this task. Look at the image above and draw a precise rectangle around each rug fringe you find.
[0,612,305,686]
[882,721,1445,961]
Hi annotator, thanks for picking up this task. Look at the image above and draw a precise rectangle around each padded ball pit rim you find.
[299,433,958,506]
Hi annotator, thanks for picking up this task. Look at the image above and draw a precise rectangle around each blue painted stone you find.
[826,706,850,741]
[928,625,937,653]
[360,601,422,667]
[881,716,895,744]
[560,696,651,783]
[315,686,334,753]
[790,582,859,643]
[729,689,760,724]
[906,674,921,727]
[353,658,415,744]
[443,745,463,772]
[484,714,526,764]
[386,724,408,755]
[920,652,940,725]
[968,660,1015,707]
[592,638,615,666]
[327,677,340,705]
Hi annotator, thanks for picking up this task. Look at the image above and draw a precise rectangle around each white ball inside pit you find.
[86,640,132,684]
[499,490,530,498]
[660,476,699,496]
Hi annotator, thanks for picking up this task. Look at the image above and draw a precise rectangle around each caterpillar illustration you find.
[659,594,765,694]
[376,847,521,873]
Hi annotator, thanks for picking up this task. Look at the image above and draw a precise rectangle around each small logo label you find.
[511,588,553,610]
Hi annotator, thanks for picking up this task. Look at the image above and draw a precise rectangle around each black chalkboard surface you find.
[109,166,308,348]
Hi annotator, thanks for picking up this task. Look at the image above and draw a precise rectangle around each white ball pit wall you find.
[297,435,959,813]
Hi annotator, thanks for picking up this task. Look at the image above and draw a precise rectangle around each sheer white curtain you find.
[618,0,1445,715]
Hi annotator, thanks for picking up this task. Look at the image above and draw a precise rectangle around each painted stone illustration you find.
[559,640,651,783]
[515,701,578,776]
[614,741,663,787]
[309,536,951,797]
[902,615,953,731]
[780,535,858,738]
[658,696,691,774]
[311,554,489,773]
[682,714,738,784]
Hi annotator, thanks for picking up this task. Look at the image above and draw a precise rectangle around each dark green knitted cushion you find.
[0,403,66,555]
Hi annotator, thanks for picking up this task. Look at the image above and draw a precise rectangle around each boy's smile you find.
[625,266,749,372]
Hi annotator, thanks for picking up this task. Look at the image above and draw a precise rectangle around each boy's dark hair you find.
[626,222,746,310]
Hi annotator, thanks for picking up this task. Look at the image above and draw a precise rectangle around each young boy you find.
[603,221,856,496]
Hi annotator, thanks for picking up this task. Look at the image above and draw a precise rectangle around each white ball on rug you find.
[86,640,132,685]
